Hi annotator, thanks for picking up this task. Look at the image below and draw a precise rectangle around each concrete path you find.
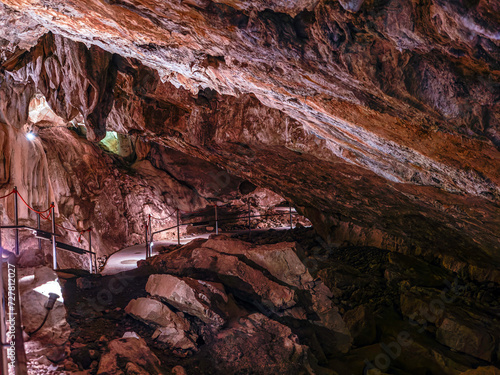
[101,225,299,276]
[101,234,213,275]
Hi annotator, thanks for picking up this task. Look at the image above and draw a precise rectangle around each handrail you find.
[145,202,300,258]
[0,187,96,273]
[0,186,99,375]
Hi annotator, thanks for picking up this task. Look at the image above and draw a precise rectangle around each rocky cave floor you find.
[26,227,500,375]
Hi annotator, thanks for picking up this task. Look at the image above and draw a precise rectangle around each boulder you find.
[125,297,196,350]
[146,274,228,326]
[146,238,352,353]
[401,287,499,362]
[343,305,376,347]
[436,315,496,362]
[207,313,313,374]
[151,327,196,350]
[147,246,296,311]
[97,337,163,375]
[21,267,70,347]
[202,237,313,287]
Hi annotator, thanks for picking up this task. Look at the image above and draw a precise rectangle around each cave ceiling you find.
[0,0,499,281]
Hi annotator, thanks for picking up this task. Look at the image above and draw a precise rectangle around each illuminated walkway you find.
[101,227,295,275]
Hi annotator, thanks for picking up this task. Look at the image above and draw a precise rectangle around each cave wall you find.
[0,121,252,269]
[0,1,498,279]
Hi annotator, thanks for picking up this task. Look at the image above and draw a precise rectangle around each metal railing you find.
[144,202,299,259]
[0,187,96,273]
[0,186,97,375]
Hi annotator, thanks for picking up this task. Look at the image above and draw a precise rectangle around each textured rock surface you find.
[97,337,163,375]
[0,0,498,282]
[0,1,499,372]
[207,312,313,374]
[145,236,352,355]
[145,274,228,326]
[125,297,197,350]
[147,239,297,311]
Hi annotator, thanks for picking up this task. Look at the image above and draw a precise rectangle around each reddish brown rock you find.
[207,313,313,375]
[125,297,197,350]
[145,274,228,326]
[97,337,163,375]
[148,244,296,311]
[0,0,498,282]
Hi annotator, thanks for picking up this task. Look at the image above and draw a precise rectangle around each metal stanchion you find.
[90,231,97,273]
[37,212,42,252]
[0,204,8,375]
[148,215,152,258]
[14,187,19,256]
[215,205,218,235]
[88,230,93,274]
[248,201,251,236]
[51,202,57,270]
[145,222,149,259]
[176,210,180,245]
[13,191,27,374]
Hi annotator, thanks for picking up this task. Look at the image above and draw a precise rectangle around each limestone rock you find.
[343,304,376,347]
[125,297,190,330]
[20,267,70,347]
[207,313,312,374]
[146,274,228,326]
[125,297,196,350]
[147,238,352,353]
[437,316,496,362]
[147,245,296,311]
[97,337,163,375]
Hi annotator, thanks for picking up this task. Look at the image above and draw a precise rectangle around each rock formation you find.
[0,0,498,373]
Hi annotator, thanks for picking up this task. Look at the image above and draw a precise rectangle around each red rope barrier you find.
[15,189,54,215]
[13,189,92,233]
[0,189,16,200]
[149,210,176,221]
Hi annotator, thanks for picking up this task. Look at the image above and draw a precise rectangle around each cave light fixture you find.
[26,131,36,141]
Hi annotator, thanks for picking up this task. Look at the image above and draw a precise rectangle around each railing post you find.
[176,209,180,245]
[215,204,218,235]
[289,202,293,230]
[37,211,42,252]
[148,214,152,258]
[14,187,19,256]
[90,231,97,273]
[51,202,57,270]
[89,230,93,274]
[247,201,251,236]
[13,191,28,373]
[0,204,7,375]
[145,222,149,259]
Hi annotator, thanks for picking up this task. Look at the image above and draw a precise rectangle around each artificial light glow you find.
[26,132,36,141]
[34,280,64,302]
